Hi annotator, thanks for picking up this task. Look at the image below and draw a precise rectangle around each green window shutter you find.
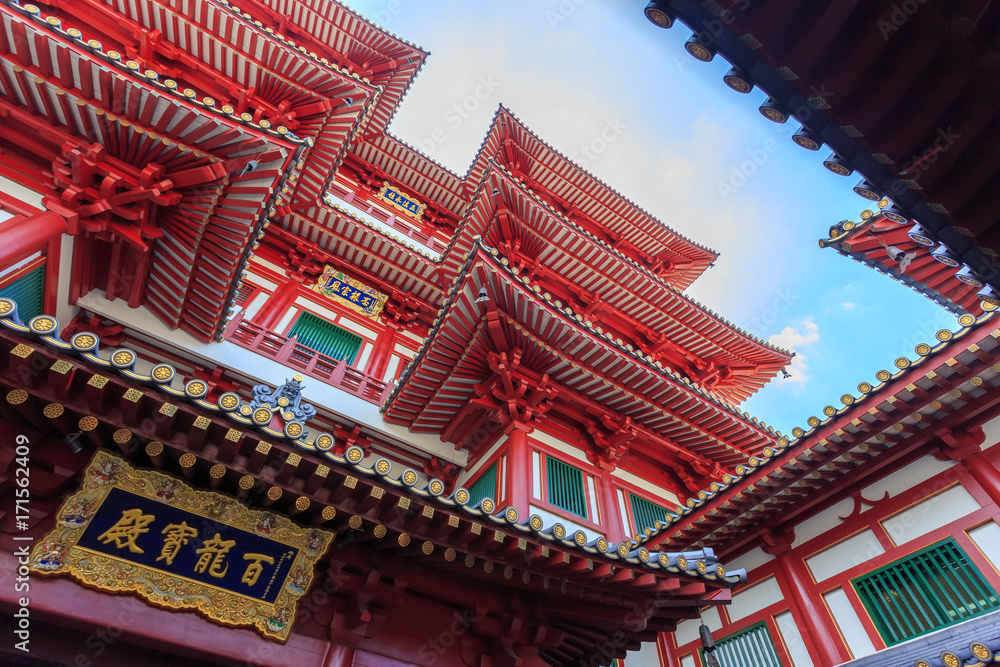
[629,493,673,535]
[852,538,1000,646]
[0,266,45,322]
[287,312,363,364]
[468,462,498,506]
[235,283,255,305]
[545,456,588,519]
[701,621,782,667]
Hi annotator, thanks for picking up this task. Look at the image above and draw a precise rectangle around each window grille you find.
[701,621,782,667]
[546,456,588,518]
[287,312,363,364]
[467,462,498,506]
[0,266,44,322]
[234,283,255,305]
[852,538,1000,645]
[629,493,673,535]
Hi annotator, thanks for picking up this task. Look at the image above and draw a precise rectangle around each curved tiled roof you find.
[384,238,783,435]
[821,209,987,316]
[0,296,746,587]
[630,306,1000,548]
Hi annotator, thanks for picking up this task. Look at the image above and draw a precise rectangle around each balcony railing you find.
[225,313,394,406]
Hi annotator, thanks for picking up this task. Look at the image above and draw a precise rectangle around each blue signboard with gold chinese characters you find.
[378,180,426,220]
[29,452,333,641]
[313,265,389,321]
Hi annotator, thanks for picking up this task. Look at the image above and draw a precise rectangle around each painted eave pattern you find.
[822,213,986,317]
[382,239,782,467]
[0,296,746,588]
[632,307,1000,550]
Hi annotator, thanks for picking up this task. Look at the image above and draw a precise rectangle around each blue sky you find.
[347,0,951,434]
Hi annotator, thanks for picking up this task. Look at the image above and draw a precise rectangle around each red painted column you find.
[506,425,532,517]
[322,642,355,667]
[658,632,679,667]
[0,210,67,267]
[598,470,628,544]
[963,452,1000,507]
[254,277,300,330]
[775,550,850,667]
[363,323,398,379]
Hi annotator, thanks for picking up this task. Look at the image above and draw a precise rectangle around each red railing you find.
[224,313,394,406]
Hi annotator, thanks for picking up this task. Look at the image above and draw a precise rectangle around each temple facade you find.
[1,1,999,667]
[639,2,1000,667]
[0,0,782,665]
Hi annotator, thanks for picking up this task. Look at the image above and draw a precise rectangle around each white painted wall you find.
[969,521,1000,574]
[617,488,631,538]
[243,292,269,320]
[775,611,815,667]
[806,530,885,582]
[532,451,541,499]
[727,576,783,622]
[824,588,876,659]
[793,498,854,548]
[674,607,721,648]
[624,639,662,667]
[0,174,46,209]
[275,306,298,334]
[725,547,773,575]
[861,456,955,503]
[680,655,696,667]
[881,485,980,546]
[56,234,76,324]
[982,415,1000,450]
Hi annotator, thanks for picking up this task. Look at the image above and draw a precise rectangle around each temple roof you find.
[438,165,791,402]
[0,296,749,665]
[821,210,987,317]
[382,241,781,480]
[0,1,310,341]
[231,0,429,133]
[343,106,720,288]
[637,307,1000,556]
[643,0,1000,298]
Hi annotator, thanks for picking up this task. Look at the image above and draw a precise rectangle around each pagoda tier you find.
[821,211,987,316]
[0,297,746,667]
[227,0,428,134]
[267,203,445,323]
[33,0,380,208]
[348,107,719,290]
[0,1,311,341]
[643,0,1000,295]
[383,241,780,494]
[646,309,1000,558]
[266,163,790,402]
[443,165,791,403]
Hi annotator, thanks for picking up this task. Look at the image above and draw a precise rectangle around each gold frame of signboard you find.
[29,451,334,642]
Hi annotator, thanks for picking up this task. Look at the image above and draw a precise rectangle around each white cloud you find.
[769,318,819,385]
[842,302,857,311]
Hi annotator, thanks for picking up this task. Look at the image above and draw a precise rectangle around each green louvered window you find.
[852,538,1000,646]
[630,493,673,535]
[234,282,255,306]
[0,266,44,322]
[701,621,782,667]
[288,312,363,364]
[545,456,587,519]
[467,462,498,506]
